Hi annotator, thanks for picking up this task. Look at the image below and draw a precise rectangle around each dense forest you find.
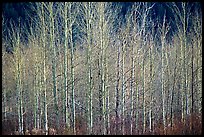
[2,2,202,135]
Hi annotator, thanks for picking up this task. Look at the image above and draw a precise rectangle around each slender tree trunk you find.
[142,46,146,134]
[130,39,134,135]
[98,56,103,134]
[165,46,171,130]
[121,37,125,135]
[115,41,120,135]
[83,2,94,134]
[161,44,166,134]
[191,36,194,134]
[40,3,48,134]
[14,23,24,134]
[70,26,76,135]
[49,3,59,130]
[136,54,139,134]
[181,4,187,129]
[106,67,110,135]
[160,13,169,134]
[2,54,7,119]
[170,44,178,128]
[149,43,153,133]
[34,48,40,130]
[63,2,70,130]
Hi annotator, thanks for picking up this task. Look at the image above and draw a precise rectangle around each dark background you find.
[2,2,202,46]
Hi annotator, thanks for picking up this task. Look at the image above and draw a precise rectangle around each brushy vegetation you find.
[2,113,202,135]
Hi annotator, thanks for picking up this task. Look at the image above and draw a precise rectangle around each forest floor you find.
[2,113,202,135]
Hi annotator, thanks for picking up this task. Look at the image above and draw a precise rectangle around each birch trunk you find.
[160,13,169,134]
[83,2,94,134]
[40,3,48,134]
[13,21,24,134]
[121,35,125,135]
[115,41,120,135]
[49,3,59,130]
[70,24,76,135]
[63,3,70,129]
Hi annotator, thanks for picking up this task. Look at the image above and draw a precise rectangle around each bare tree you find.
[10,19,24,135]
[160,13,170,134]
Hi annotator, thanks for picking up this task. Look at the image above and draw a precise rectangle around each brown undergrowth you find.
[2,113,202,135]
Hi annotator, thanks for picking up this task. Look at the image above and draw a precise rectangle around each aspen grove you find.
[2,2,202,135]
